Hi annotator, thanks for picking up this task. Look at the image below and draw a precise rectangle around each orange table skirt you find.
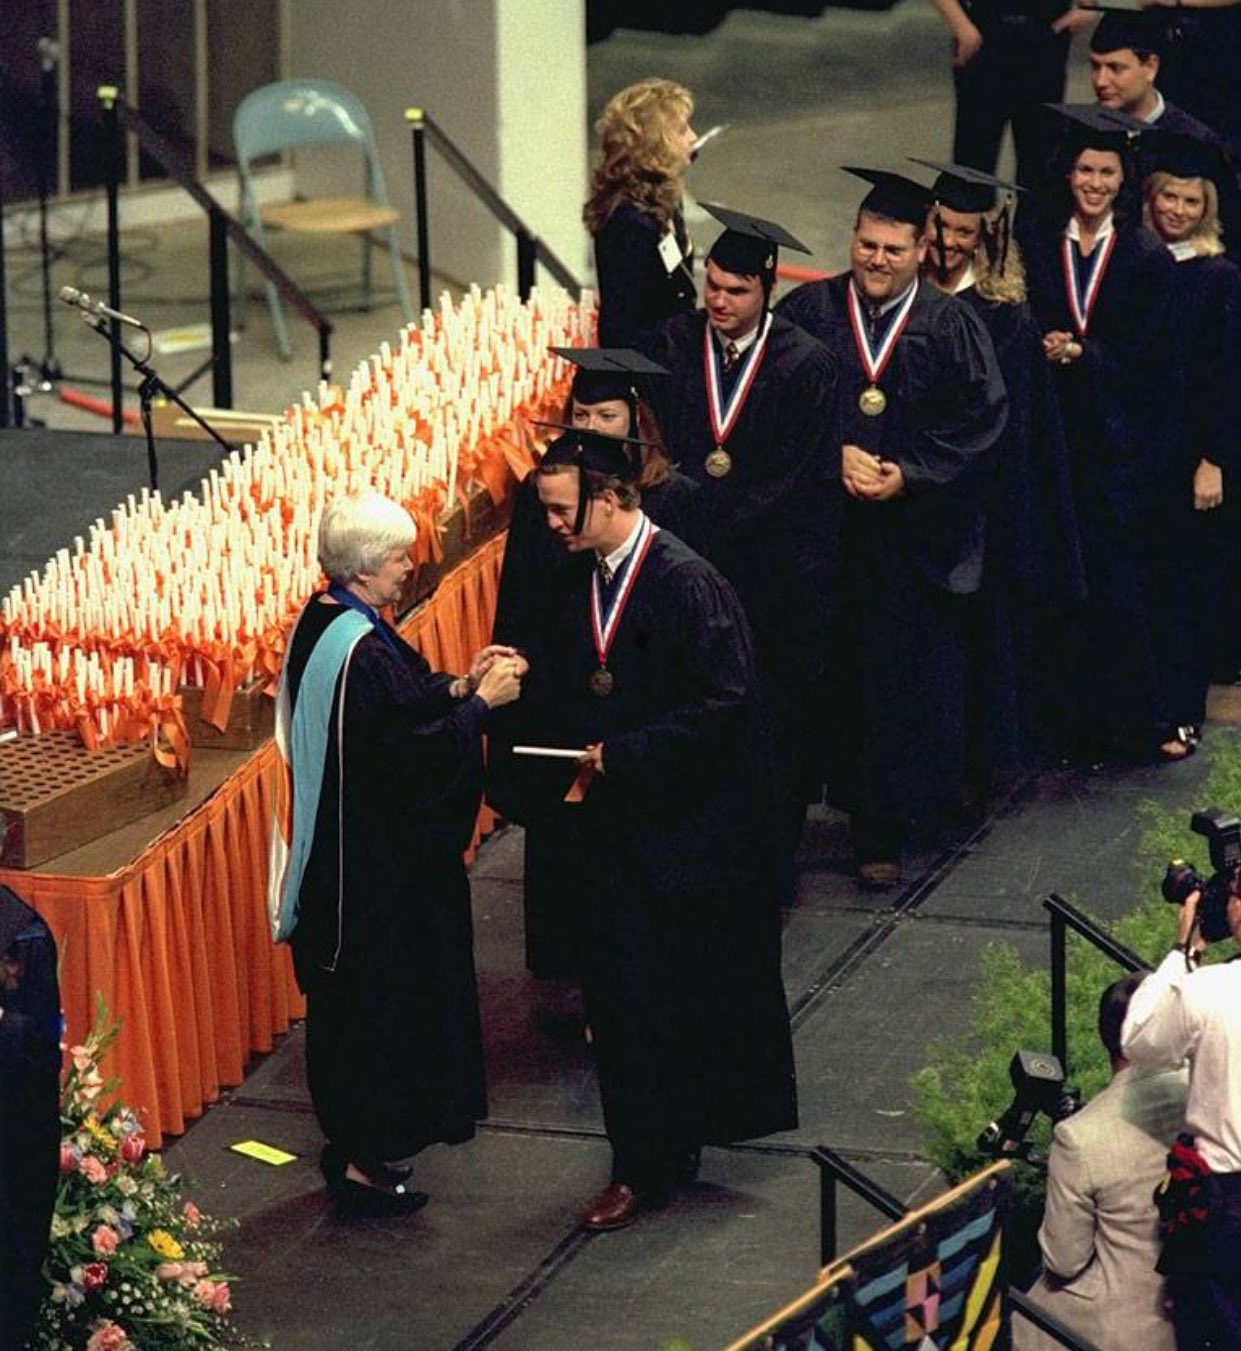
[0,535,505,1146]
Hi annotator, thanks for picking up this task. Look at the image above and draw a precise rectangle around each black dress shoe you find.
[320,1147,412,1190]
[334,1178,428,1219]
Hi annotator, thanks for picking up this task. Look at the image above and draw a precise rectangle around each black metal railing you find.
[98,86,334,432]
[811,1144,1102,1351]
[404,107,581,311]
[1043,893,1149,1076]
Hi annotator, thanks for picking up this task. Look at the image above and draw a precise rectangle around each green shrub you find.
[911,732,1241,1266]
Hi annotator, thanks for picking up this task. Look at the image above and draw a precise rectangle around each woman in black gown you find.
[273,490,524,1215]
[1025,107,1178,760]
[585,79,698,347]
[490,350,698,978]
[1142,137,1241,749]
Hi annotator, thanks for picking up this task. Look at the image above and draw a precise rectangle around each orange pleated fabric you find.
[0,535,506,1146]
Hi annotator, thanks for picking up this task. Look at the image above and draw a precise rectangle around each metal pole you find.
[820,1171,837,1269]
[516,229,536,301]
[406,108,432,313]
[100,86,124,434]
[1051,910,1067,1074]
[0,85,11,429]
[207,207,233,409]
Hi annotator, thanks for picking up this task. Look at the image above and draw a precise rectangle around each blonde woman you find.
[584,78,698,345]
[1142,144,1241,753]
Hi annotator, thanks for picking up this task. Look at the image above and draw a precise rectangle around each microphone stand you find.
[79,315,233,491]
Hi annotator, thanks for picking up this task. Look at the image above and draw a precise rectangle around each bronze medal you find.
[858,385,887,417]
[588,667,614,697]
[705,446,732,478]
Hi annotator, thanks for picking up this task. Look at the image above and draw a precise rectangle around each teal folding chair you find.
[233,79,415,359]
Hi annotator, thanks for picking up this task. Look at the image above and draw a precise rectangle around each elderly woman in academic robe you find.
[269,490,524,1216]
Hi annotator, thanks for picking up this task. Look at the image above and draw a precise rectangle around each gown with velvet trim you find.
[286,596,488,1163]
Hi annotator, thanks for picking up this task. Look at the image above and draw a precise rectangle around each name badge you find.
[658,230,684,275]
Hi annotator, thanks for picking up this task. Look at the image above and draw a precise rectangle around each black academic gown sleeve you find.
[594,202,696,348]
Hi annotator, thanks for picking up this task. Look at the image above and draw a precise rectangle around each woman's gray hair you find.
[317,490,417,583]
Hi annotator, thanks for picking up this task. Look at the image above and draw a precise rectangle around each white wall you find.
[290,0,588,301]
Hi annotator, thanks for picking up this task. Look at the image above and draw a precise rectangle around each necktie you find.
[722,339,740,374]
[597,557,614,592]
[868,307,881,343]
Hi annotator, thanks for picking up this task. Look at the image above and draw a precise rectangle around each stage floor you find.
[163,743,1219,1351]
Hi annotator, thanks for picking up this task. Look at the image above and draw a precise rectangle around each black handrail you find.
[98,86,334,433]
[811,1145,1103,1351]
[1042,894,1148,1075]
[404,107,581,310]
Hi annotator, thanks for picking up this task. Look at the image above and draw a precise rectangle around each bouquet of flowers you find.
[35,1003,253,1351]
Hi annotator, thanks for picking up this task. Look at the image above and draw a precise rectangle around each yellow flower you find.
[148,1229,185,1259]
[84,1116,118,1153]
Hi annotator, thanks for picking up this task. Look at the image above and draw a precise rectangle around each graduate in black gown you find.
[776,170,1007,886]
[271,490,524,1216]
[640,204,844,897]
[499,428,796,1230]
[916,160,1086,787]
[491,349,699,977]
[0,886,61,1350]
[1024,106,1179,759]
[585,79,698,347]
[1141,133,1241,740]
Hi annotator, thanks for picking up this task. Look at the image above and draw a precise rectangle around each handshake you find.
[452,644,528,709]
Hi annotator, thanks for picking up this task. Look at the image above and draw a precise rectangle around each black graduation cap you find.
[843,167,933,228]
[701,201,811,281]
[1089,5,1166,55]
[1144,128,1227,184]
[538,426,644,535]
[549,347,668,407]
[909,158,1023,214]
[1046,102,1146,155]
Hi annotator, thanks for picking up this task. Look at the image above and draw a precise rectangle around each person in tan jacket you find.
[1014,973,1187,1351]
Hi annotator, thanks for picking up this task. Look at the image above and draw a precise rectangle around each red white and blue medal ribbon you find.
[846,279,918,389]
[703,312,772,448]
[590,514,658,671]
[1061,231,1116,337]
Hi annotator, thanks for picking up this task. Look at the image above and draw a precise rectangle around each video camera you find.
[977,1050,1080,1166]
[1161,807,1241,944]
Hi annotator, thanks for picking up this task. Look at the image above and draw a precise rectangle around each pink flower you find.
[182,1200,202,1228]
[79,1156,108,1185]
[210,1282,232,1314]
[119,1134,145,1164]
[81,1262,108,1291]
[156,1261,185,1281]
[60,1143,82,1173]
[85,1322,132,1351]
[193,1279,219,1309]
[90,1225,119,1255]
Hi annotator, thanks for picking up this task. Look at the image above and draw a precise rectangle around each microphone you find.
[58,285,147,331]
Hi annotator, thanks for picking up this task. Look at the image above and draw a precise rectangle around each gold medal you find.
[705,446,732,478]
[859,385,887,417]
[588,667,614,697]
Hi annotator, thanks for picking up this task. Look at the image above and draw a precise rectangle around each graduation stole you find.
[846,279,918,411]
[703,312,772,448]
[1061,228,1116,337]
[588,514,657,691]
[267,605,372,945]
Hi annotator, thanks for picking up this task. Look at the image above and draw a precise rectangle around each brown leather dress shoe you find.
[858,859,901,890]
[581,1182,640,1231]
